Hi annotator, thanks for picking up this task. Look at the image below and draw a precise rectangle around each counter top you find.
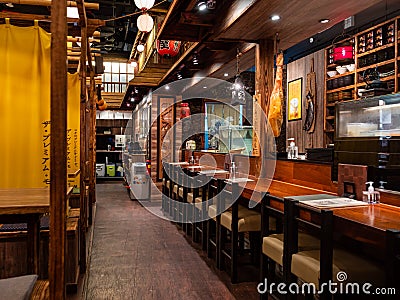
[277,157,332,165]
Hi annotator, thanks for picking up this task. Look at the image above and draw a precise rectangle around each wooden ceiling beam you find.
[0,0,99,10]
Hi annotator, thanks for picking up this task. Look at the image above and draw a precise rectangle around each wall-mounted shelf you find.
[323,16,399,146]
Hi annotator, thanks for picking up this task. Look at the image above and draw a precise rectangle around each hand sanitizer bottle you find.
[230,162,236,180]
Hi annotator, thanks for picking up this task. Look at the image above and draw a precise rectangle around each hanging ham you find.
[268,52,284,137]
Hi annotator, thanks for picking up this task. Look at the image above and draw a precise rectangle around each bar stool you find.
[206,177,223,266]
[187,173,207,245]
[218,182,262,283]
[286,199,385,300]
[260,194,320,296]
[161,162,171,215]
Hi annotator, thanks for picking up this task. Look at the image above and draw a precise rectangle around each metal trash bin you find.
[129,162,150,200]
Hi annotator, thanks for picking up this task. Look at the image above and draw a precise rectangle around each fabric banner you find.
[0,22,80,188]
[67,72,80,191]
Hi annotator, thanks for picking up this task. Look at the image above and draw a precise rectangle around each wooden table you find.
[0,187,72,275]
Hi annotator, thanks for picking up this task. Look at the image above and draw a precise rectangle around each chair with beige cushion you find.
[286,198,385,300]
[218,182,262,283]
[260,194,320,298]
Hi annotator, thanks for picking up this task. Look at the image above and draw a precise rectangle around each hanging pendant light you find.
[231,49,246,106]
[137,13,154,32]
[332,34,354,66]
[134,0,155,11]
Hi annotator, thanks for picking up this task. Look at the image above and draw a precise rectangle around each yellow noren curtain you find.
[0,22,81,188]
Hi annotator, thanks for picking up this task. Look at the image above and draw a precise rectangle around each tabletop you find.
[0,187,73,215]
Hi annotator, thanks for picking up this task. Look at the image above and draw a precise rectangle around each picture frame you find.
[287,78,302,121]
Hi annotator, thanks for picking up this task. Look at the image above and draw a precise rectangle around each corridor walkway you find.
[83,183,258,299]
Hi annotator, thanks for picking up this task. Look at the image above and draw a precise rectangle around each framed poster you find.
[288,78,302,121]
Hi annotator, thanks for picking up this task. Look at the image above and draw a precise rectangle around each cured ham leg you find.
[268,52,284,137]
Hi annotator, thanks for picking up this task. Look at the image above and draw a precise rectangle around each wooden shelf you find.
[356,75,396,87]
[96,150,123,153]
[326,86,355,94]
[326,103,336,107]
[96,133,114,136]
[96,176,124,180]
[68,169,81,178]
[325,116,335,120]
[357,42,395,58]
[326,71,355,80]
[324,129,335,133]
[357,58,396,73]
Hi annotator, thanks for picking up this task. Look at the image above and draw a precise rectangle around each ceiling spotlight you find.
[197,1,207,11]
[319,19,330,24]
[177,73,183,80]
[203,86,207,89]
[270,15,280,21]
[5,3,14,7]
[137,43,145,53]
[130,96,135,102]
[165,85,170,90]
[224,73,229,77]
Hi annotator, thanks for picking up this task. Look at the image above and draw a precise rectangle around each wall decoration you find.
[288,78,302,121]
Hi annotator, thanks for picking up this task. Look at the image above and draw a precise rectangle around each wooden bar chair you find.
[206,177,223,266]
[186,172,206,243]
[286,199,385,300]
[218,182,262,283]
[161,162,172,215]
[260,194,320,299]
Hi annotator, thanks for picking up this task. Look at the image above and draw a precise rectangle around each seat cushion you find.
[262,233,320,266]
[178,187,184,197]
[221,206,261,232]
[208,204,218,219]
[291,248,385,287]
[172,184,178,194]
[0,275,38,300]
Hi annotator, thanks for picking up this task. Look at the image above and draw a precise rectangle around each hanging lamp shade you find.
[134,0,155,10]
[137,13,154,32]
[333,41,354,65]
[156,40,181,57]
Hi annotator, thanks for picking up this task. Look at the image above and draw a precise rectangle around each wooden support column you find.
[50,0,67,299]
[255,39,274,114]
[87,41,96,225]
[77,0,87,274]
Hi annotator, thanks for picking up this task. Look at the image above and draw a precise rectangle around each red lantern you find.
[333,41,354,65]
[157,40,181,57]
[180,103,190,119]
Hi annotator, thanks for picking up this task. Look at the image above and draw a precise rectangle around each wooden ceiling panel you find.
[216,0,383,49]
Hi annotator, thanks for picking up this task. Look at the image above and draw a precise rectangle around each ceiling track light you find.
[197,1,207,11]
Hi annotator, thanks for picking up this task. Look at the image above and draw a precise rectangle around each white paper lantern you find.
[134,0,155,10]
[137,44,145,52]
[137,13,154,33]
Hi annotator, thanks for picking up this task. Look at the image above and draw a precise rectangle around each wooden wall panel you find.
[286,49,325,153]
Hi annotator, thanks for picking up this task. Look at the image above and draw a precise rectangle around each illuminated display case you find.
[334,93,400,191]
[218,125,253,155]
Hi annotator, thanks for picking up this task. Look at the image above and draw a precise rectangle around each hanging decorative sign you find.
[156,40,181,57]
